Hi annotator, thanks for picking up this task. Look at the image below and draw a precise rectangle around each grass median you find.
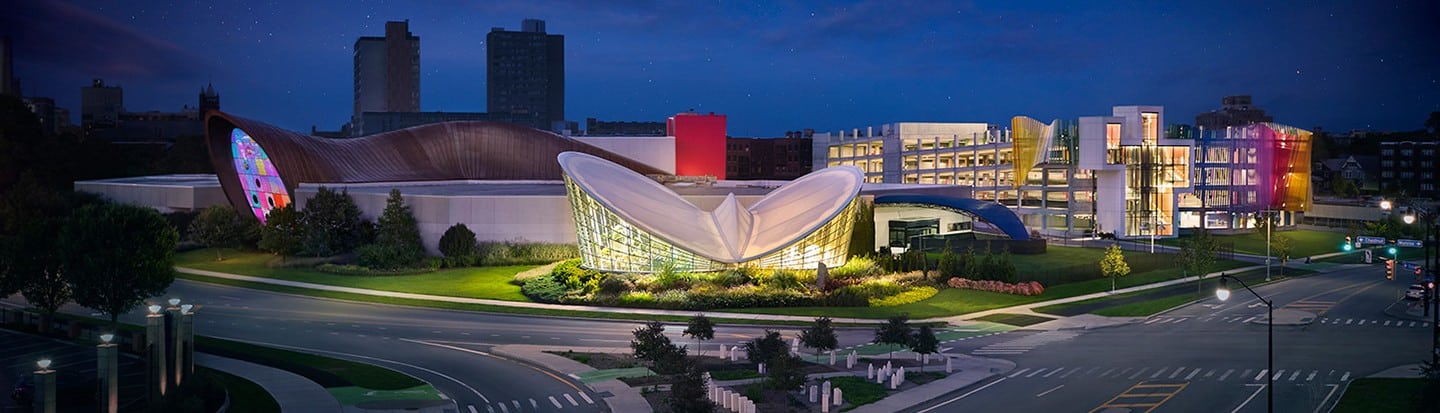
[1156,229,1346,258]
[1332,377,1435,412]
[177,249,530,301]
[1035,267,1317,317]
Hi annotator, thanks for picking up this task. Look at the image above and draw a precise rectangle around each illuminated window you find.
[1141,112,1159,144]
[230,128,289,223]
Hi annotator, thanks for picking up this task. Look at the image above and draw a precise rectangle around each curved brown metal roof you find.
[205,111,670,218]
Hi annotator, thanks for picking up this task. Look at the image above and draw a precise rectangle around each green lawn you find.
[1157,229,1347,258]
[196,336,425,390]
[724,258,1251,319]
[830,376,889,411]
[972,313,1055,327]
[328,385,444,404]
[176,249,531,301]
[1091,294,1199,317]
[1332,378,1433,412]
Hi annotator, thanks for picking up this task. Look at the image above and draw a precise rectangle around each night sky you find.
[4,0,1438,137]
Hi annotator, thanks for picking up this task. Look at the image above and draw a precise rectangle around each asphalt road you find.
[905,263,1432,412]
[5,279,877,413]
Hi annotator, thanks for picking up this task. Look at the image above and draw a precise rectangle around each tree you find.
[744,330,789,366]
[438,223,477,265]
[12,219,69,333]
[1100,244,1130,293]
[667,366,717,413]
[631,320,688,374]
[992,245,1017,283]
[0,174,69,298]
[188,205,255,261]
[1272,234,1294,277]
[799,317,838,360]
[1252,211,1278,236]
[683,314,716,357]
[937,241,963,281]
[359,189,425,269]
[846,200,875,258]
[873,314,913,362]
[300,186,364,257]
[1179,229,1219,295]
[911,325,940,372]
[961,245,980,279]
[61,203,179,326]
[258,204,304,258]
[764,354,807,392]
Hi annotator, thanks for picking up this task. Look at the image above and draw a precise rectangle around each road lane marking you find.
[1185,368,1201,380]
[1151,367,1169,379]
[1128,367,1149,380]
[579,392,594,404]
[1314,384,1340,413]
[1044,368,1063,378]
[1244,317,1257,323]
[565,393,579,406]
[1026,368,1047,377]
[1062,367,1083,378]
[915,377,1008,413]
[1169,367,1186,379]
[467,406,477,413]
[1009,368,1030,378]
[1089,381,1188,413]
[1231,384,1266,413]
[1340,372,1351,381]
[1306,371,1317,381]
[549,396,562,408]
[401,339,586,394]
[1253,369,1268,381]
[218,336,492,403]
[1036,384,1064,397]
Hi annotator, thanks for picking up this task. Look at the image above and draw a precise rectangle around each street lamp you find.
[1216,274,1272,413]
[1393,204,1439,366]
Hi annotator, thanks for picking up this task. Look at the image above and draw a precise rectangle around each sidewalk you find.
[850,354,1014,413]
[488,344,652,413]
[195,352,344,413]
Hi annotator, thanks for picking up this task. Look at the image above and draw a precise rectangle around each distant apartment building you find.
[1195,95,1274,130]
[487,19,564,131]
[726,131,814,180]
[585,118,665,136]
[353,20,420,135]
[81,78,124,134]
[81,79,220,141]
[1379,141,1439,198]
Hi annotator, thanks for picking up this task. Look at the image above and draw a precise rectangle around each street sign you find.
[1401,261,1421,271]
[1357,236,1386,246]
[1398,239,1423,248]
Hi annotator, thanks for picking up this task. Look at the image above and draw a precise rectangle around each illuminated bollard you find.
[98,334,119,413]
[946,357,954,373]
[867,363,874,379]
[35,359,56,413]
[834,388,844,406]
[145,304,168,404]
[829,350,836,365]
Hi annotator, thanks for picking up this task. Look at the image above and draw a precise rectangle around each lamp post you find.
[98,333,118,413]
[145,303,167,407]
[1265,209,1272,282]
[167,298,184,388]
[179,304,197,380]
[1393,203,1440,366]
[1216,274,1272,413]
[35,359,56,413]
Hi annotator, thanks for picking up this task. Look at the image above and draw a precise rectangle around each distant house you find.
[1317,155,1379,193]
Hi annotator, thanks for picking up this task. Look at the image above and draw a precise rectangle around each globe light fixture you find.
[100,333,114,344]
[1381,199,1393,210]
[147,305,163,314]
[37,359,52,370]
[1215,278,1232,302]
[168,298,181,307]
[1405,214,1416,224]
[181,304,194,313]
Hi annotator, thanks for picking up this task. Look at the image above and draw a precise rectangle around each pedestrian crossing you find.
[972,331,1080,355]
[1141,315,1431,328]
[474,391,596,413]
[1004,365,1353,383]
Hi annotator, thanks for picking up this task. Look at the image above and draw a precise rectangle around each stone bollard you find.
[876,370,885,384]
[758,363,765,375]
[720,389,731,410]
[810,384,819,403]
[923,353,929,364]
[728,391,739,411]
[822,389,831,412]
[791,337,800,353]
[822,381,832,402]
[916,352,922,361]
[829,350,836,365]
[946,357,954,373]
[847,352,855,369]
[867,363,874,379]
[834,388,844,406]
[898,366,906,382]
[891,371,900,389]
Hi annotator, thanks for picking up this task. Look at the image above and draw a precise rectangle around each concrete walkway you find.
[196,352,344,413]
[488,344,652,413]
[850,354,1014,413]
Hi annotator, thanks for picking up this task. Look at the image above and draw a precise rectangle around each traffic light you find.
[1386,259,1395,280]
[1345,236,1354,251]
[1388,246,1399,256]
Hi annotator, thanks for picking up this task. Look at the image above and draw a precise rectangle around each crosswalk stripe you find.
[1253,369,1268,381]
[1346,319,1354,324]
[1009,368,1030,378]
[1173,318,1189,323]
[498,403,509,413]
[1082,367,1101,378]
[1341,372,1351,381]
[1306,371,1317,381]
[1027,368,1048,377]
[1112,368,1129,378]
[1145,318,1163,324]
[549,396,563,408]
[1169,367,1186,379]
[1244,316,1257,323]
[1273,370,1285,380]
[1129,368,1148,380]
[1385,320,1392,326]
[467,405,478,413]
[1288,370,1301,381]
[486,405,495,413]
[1185,368,1202,380]
[580,392,594,404]
[511,400,520,410]
[1151,367,1169,379]
[564,394,579,406]
[1204,369,1215,378]
[1044,368,1063,378]
[1219,369,1234,381]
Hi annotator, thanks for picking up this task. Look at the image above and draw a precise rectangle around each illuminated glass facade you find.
[1180,122,1312,229]
[230,128,289,223]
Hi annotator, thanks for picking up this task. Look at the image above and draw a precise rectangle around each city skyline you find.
[2,0,1437,136]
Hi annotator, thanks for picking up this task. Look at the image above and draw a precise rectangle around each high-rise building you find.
[353,20,420,134]
[81,78,124,134]
[487,19,564,131]
[727,131,814,180]
[1,36,16,96]
[1379,141,1438,198]
[1195,95,1273,130]
[668,112,727,179]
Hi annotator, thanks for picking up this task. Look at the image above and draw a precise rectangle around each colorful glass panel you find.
[230,128,288,223]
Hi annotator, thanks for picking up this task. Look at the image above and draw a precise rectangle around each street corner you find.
[949,352,1018,374]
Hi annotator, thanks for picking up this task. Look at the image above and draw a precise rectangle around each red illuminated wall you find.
[667,112,727,179]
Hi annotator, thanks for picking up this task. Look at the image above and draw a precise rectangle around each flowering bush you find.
[947,278,1045,296]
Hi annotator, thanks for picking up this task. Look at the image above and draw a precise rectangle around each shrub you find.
[831,257,883,279]
[712,267,754,287]
[299,186,364,257]
[838,280,906,300]
[946,278,1045,296]
[438,223,477,264]
[819,288,870,307]
[522,275,569,303]
[869,286,939,307]
[759,269,805,290]
[476,241,579,266]
[316,262,437,276]
[597,275,630,295]
[552,259,603,295]
[619,291,655,306]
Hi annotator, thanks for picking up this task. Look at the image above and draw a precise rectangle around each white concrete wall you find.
[74,177,228,213]
[573,136,676,174]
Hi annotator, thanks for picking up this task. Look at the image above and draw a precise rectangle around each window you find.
[1141,112,1159,143]
[1382,149,1395,156]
